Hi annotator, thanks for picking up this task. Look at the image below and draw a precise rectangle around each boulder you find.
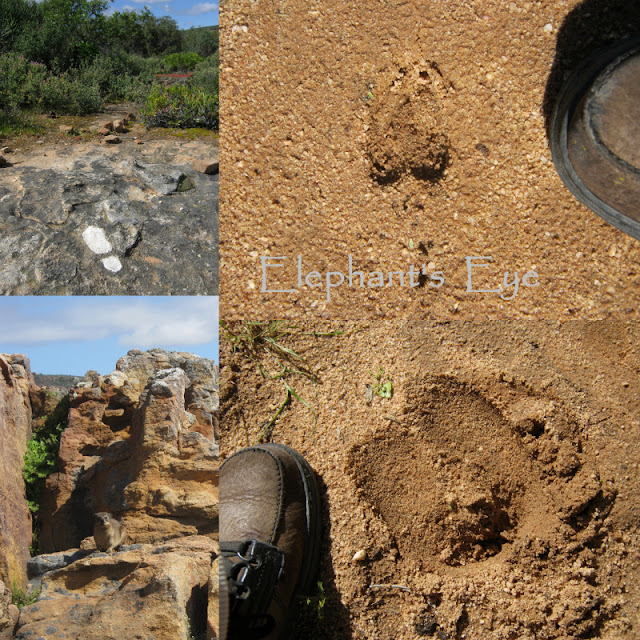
[117,348,219,437]
[96,127,111,136]
[0,157,7,167]
[58,125,74,135]
[104,135,121,144]
[100,121,113,131]
[129,160,196,195]
[193,159,219,175]
[0,605,18,640]
[112,120,126,134]
[0,355,35,588]
[16,536,216,640]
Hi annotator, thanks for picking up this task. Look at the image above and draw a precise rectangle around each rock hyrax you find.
[93,512,127,553]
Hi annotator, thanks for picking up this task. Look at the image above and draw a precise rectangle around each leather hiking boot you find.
[219,443,321,640]
[550,37,640,240]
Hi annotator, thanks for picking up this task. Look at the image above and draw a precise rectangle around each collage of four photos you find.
[1,0,640,638]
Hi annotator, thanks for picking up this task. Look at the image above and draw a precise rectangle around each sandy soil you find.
[218,1,640,637]
[220,318,640,639]
[0,102,218,156]
[220,0,640,321]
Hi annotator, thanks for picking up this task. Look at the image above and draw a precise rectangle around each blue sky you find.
[0,297,218,375]
[110,0,218,29]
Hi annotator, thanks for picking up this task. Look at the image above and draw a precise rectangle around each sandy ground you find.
[219,0,640,321]
[217,1,640,637]
[0,101,219,163]
[220,318,640,639]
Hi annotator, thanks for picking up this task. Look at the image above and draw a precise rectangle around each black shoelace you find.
[222,540,285,639]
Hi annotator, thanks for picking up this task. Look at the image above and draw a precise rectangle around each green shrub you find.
[11,584,41,609]
[39,72,102,113]
[189,53,218,96]
[140,83,218,129]
[0,49,165,117]
[17,0,109,71]
[161,51,202,72]
[0,53,47,112]
[38,71,102,114]
[0,52,102,115]
[75,53,157,103]
[0,0,43,55]
[23,395,69,514]
[124,53,162,77]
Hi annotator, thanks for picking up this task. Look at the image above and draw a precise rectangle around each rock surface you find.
[39,349,219,553]
[0,140,218,295]
[0,580,19,640]
[193,159,219,175]
[0,355,35,589]
[207,556,221,640]
[16,536,215,640]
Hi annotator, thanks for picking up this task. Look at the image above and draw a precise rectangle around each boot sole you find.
[550,37,640,240]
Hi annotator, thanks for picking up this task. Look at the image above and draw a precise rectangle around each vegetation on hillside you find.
[0,0,218,134]
[33,373,82,390]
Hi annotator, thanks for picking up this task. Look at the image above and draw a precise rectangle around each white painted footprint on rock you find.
[82,225,123,273]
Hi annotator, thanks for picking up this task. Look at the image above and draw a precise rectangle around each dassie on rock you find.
[93,512,127,552]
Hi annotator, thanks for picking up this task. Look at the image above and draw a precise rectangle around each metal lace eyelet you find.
[236,540,262,567]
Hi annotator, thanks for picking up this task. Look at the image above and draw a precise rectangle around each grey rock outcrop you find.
[0,141,218,295]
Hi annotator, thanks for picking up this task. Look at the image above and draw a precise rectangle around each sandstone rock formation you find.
[0,355,35,589]
[2,348,219,639]
[39,349,219,552]
[208,555,222,640]
[0,580,19,640]
[0,140,219,295]
[16,536,215,640]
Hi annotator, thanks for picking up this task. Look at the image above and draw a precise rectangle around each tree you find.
[0,0,42,54]
[104,9,147,55]
[22,0,110,69]
[182,27,219,58]
[141,12,181,56]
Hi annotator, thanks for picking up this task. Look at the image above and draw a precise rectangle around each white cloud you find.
[178,2,217,16]
[0,298,218,348]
